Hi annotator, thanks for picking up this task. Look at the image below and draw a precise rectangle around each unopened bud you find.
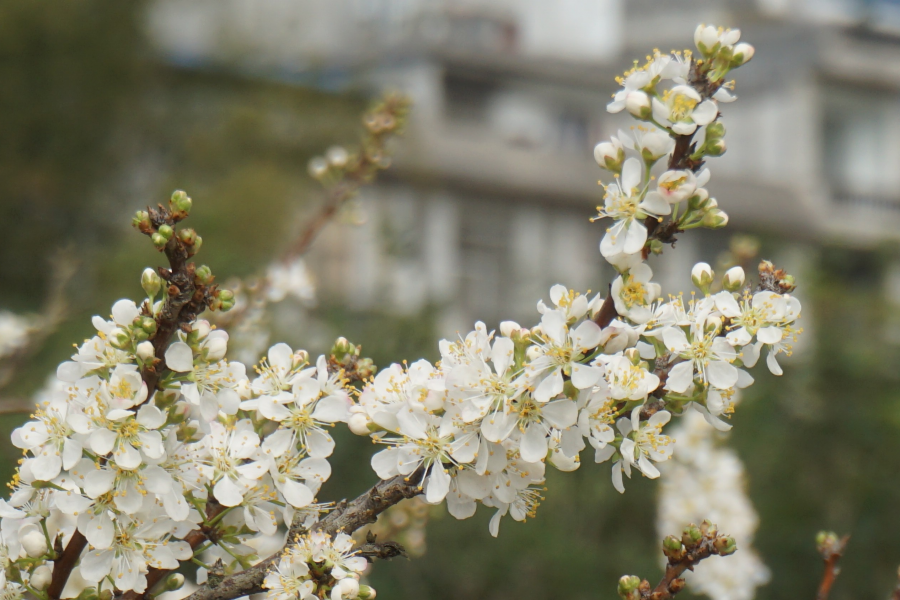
[358,585,376,600]
[178,228,198,246]
[331,336,355,360]
[164,573,185,591]
[706,121,725,140]
[137,341,155,361]
[151,233,168,248]
[714,535,737,556]
[195,265,214,285]
[291,349,309,370]
[625,91,652,119]
[732,43,754,65]
[217,289,235,312]
[668,578,686,594]
[682,524,702,548]
[308,157,329,180]
[326,146,349,168]
[617,575,641,600]
[594,141,624,173]
[662,535,685,560]
[132,210,151,230]
[700,519,717,537]
[22,530,48,558]
[108,327,131,350]
[157,224,174,241]
[31,564,52,590]
[348,413,372,436]
[191,234,203,254]
[170,190,192,214]
[723,266,745,292]
[691,262,714,292]
[704,139,726,156]
[138,316,157,335]
[701,208,728,228]
[499,321,521,338]
[141,268,162,299]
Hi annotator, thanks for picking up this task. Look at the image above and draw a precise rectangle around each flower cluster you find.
[352,24,802,536]
[264,532,374,600]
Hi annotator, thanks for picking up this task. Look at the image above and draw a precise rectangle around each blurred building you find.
[146,0,900,331]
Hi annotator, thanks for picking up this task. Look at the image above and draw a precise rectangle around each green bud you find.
[330,337,356,361]
[704,139,726,156]
[701,208,729,229]
[700,519,717,537]
[132,328,149,343]
[178,228,197,246]
[164,573,185,591]
[682,524,702,548]
[108,327,131,350]
[195,265,214,285]
[219,296,235,312]
[151,233,167,248]
[706,121,726,140]
[617,575,641,600]
[662,535,686,560]
[358,586,376,600]
[170,190,192,214]
[191,234,203,254]
[648,239,664,255]
[138,316,157,335]
[141,268,162,298]
[714,535,737,556]
[157,224,174,241]
[132,210,151,230]
[218,289,235,303]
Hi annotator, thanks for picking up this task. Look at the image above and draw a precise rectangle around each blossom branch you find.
[617,521,737,600]
[815,531,850,600]
[182,473,422,600]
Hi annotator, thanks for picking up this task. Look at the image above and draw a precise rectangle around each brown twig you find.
[47,531,86,600]
[815,532,850,600]
[182,472,422,600]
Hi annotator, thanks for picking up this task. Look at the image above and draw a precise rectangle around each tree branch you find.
[182,473,422,600]
[47,531,86,600]
[815,532,849,600]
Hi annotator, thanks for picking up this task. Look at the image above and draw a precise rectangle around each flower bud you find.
[178,228,198,246]
[668,579,686,594]
[141,268,162,298]
[108,327,131,350]
[192,319,212,341]
[499,321,521,338]
[348,413,372,436]
[701,208,729,228]
[170,190,192,214]
[723,266,745,292]
[195,265,214,285]
[308,157,329,180]
[694,24,719,56]
[593,141,624,173]
[31,565,52,590]
[132,210,151,230]
[291,349,309,370]
[217,289,235,312]
[151,233,168,248]
[704,139,726,156]
[700,519,717,537]
[327,146,349,168]
[691,262,714,292]
[358,585,376,600]
[165,573,185,591]
[682,523,702,548]
[137,341,155,361]
[732,43,755,65]
[639,130,675,162]
[204,336,228,362]
[662,535,685,560]
[22,530,48,558]
[714,535,737,556]
[706,121,725,140]
[625,91,652,119]
[617,575,641,600]
[157,224,174,241]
